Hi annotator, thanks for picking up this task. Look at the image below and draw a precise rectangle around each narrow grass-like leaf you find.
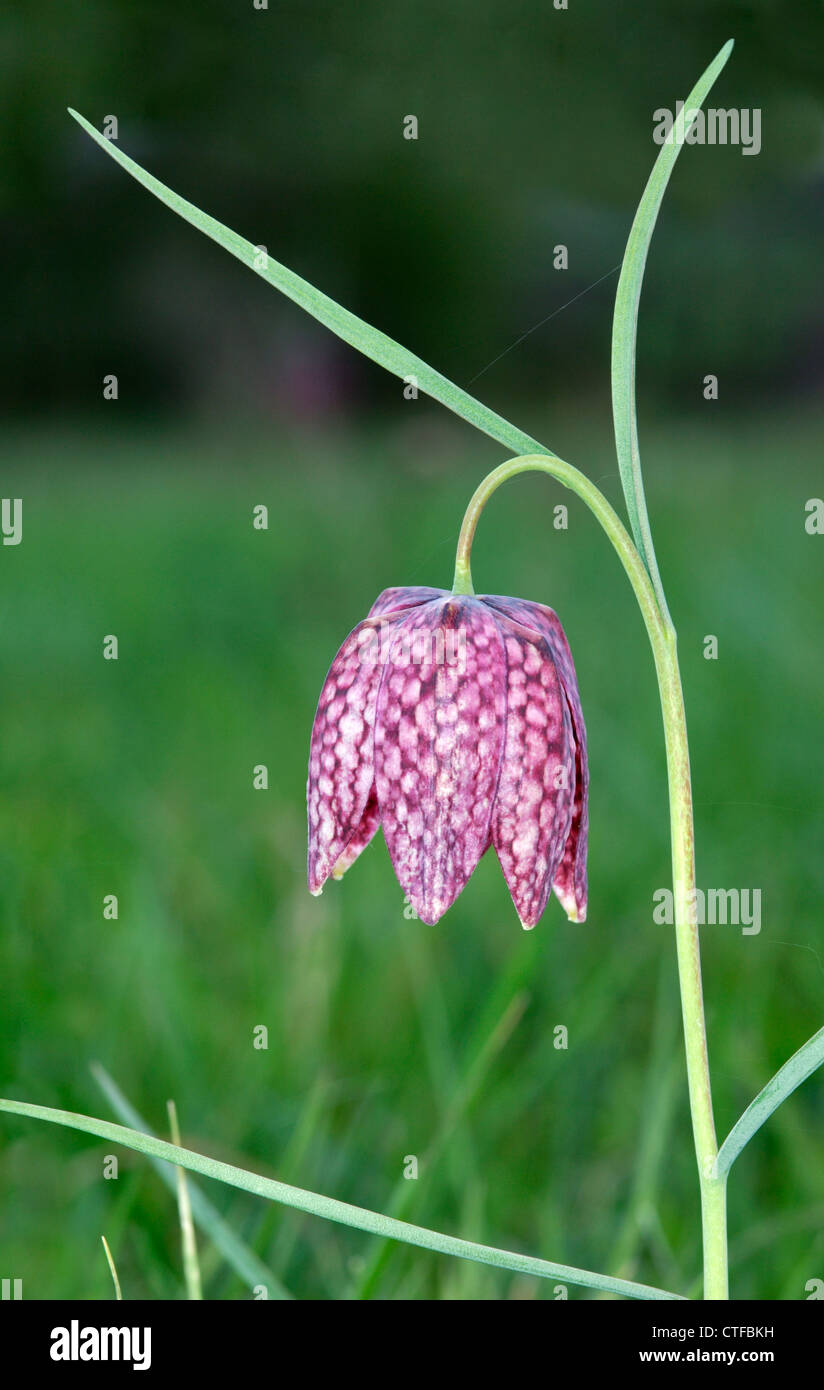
[0,1095,683,1300]
[101,1235,123,1300]
[68,109,548,460]
[167,1099,202,1300]
[716,1024,824,1177]
[611,39,734,623]
[90,1063,290,1300]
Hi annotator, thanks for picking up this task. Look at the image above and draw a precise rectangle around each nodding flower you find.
[307,587,587,928]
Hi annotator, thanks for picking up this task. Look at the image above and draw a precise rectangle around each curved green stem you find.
[453,453,728,1300]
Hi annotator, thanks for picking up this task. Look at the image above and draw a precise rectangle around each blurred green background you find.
[1,1,823,1299]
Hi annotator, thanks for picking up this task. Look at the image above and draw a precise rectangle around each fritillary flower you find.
[307,587,587,927]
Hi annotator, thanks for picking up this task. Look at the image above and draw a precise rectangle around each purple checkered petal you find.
[374,596,507,924]
[368,586,448,619]
[307,585,589,929]
[307,614,394,895]
[482,594,588,921]
[330,788,381,881]
[490,615,577,928]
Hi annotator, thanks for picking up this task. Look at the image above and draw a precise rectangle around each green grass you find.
[1,405,822,1299]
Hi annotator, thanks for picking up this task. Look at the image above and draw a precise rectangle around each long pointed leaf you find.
[716,1024,824,1177]
[611,39,734,622]
[68,109,547,460]
[0,1095,683,1300]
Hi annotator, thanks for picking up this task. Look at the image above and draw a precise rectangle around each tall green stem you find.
[453,453,728,1300]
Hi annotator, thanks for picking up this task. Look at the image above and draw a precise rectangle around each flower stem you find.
[453,453,728,1299]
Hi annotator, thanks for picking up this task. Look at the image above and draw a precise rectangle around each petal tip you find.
[557,891,586,923]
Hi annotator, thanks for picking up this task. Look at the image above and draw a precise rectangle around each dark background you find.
[5,0,824,419]
[1,0,823,1300]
